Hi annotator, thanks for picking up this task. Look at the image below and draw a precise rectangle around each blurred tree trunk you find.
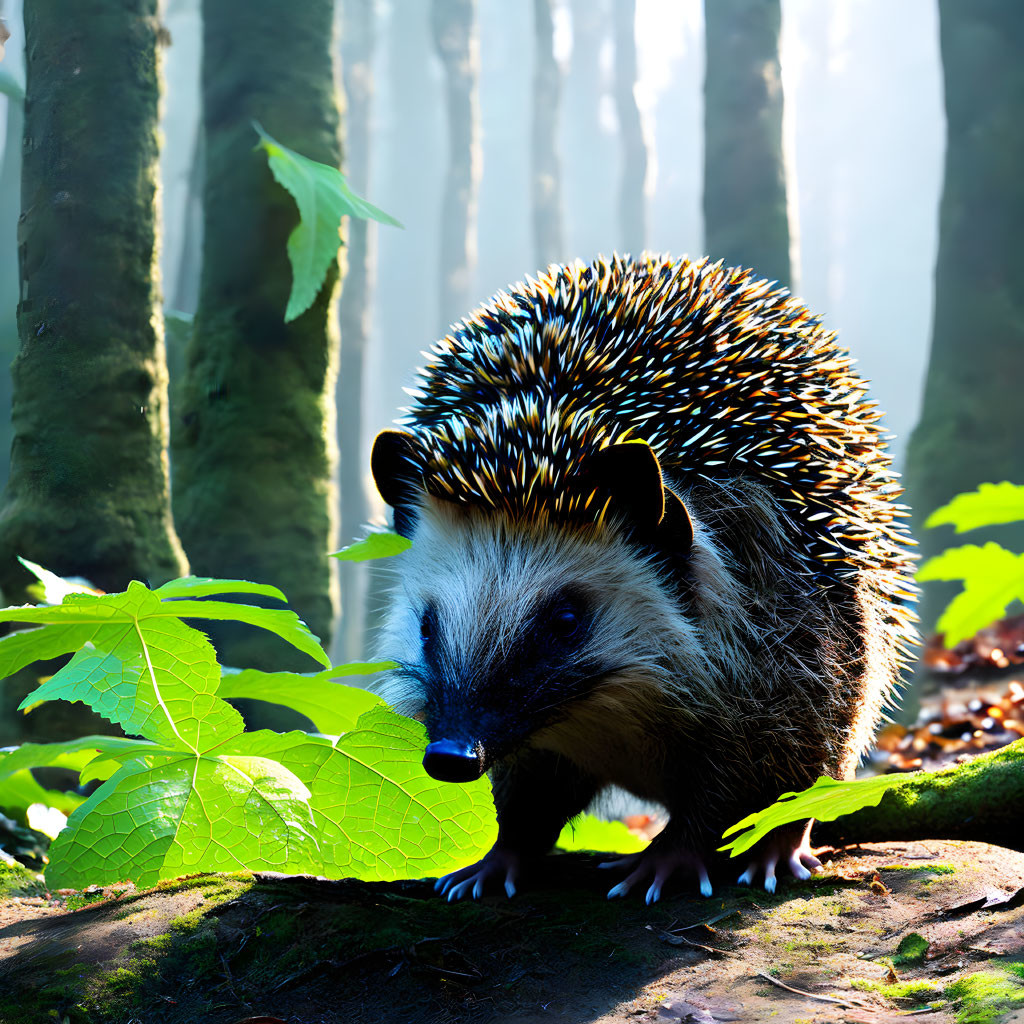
[431,0,480,330]
[702,0,791,286]
[904,0,1024,630]
[613,0,647,254]
[172,0,342,672]
[0,0,187,602]
[0,0,24,495]
[564,0,614,261]
[336,0,376,663]
[531,0,564,268]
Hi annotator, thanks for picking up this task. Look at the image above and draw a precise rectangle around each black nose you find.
[423,740,484,783]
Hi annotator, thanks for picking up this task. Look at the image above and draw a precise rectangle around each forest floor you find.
[1,839,1023,1024]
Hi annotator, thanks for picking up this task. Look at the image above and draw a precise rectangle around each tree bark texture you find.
[815,739,1024,855]
[531,0,564,269]
[0,0,187,601]
[431,0,481,332]
[702,0,791,287]
[0,52,22,494]
[173,0,342,670]
[336,0,376,663]
[613,0,647,255]
[904,0,1024,628]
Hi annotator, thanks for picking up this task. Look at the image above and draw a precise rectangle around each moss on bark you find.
[904,1,1024,628]
[172,0,342,671]
[816,739,1024,854]
[703,0,791,287]
[0,0,187,600]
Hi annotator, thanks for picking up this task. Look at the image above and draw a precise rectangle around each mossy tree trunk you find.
[531,0,564,269]
[0,0,187,601]
[336,0,376,664]
[172,0,342,671]
[0,0,24,495]
[904,0,1024,630]
[431,0,481,331]
[613,0,647,255]
[702,0,791,286]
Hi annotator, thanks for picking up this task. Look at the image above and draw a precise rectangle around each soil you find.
[1,840,1023,1024]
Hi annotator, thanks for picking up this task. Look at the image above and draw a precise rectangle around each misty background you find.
[3,0,941,471]
[0,0,953,659]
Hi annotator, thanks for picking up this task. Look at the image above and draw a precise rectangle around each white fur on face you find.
[375,495,762,725]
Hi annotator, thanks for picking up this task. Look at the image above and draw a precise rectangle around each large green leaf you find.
[917,543,1024,645]
[254,123,402,323]
[332,532,412,561]
[925,481,1024,533]
[556,814,647,854]
[719,774,905,858]
[236,709,496,881]
[17,594,245,753]
[217,665,391,734]
[154,576,287,603]
[46,750,321,890]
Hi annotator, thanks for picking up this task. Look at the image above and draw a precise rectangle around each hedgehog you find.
[371,253,917,903]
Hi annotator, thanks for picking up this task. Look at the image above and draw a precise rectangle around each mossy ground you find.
[0,842,1022,1024]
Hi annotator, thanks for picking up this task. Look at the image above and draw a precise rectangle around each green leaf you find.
[46,750,321,890]
[332,532,412,562]
[235,708,496,881]
[556,814,647,854]
[160,599,329,668]
[18,558,99,605]
[18,602,245,752]
[719,774,907,858]
[0,736,142,779]
[918,543,1024,645]
[154,577,287,603]
[217,666,390,734]
[925,482,1024,533]
[254,123,402,323]
[0,766,84,821]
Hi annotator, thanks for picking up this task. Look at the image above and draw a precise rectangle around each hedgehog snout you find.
[423,739,486,783]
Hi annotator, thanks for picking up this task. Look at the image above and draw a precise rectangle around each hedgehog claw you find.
[434,845,521,901]
[736,820,822,893]
[603,842,711,902]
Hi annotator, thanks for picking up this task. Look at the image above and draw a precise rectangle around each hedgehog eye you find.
[420,605,437,648]
[545,599,584,642]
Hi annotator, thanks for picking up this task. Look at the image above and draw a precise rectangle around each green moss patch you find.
[947,966,1024,1024]
[0,860,46,898]
[850,977,943,1002]
[893,932,930,965]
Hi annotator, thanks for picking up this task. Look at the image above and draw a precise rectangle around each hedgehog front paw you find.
[434,845,522,902]
[736,820,823,893]
[600,843,712,904]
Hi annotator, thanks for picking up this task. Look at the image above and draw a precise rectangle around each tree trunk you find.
[903,0,1024,629]
[815,739,1024,855]
[531,0,564,269]
[702,0,791,287]
[172,0,342,671]
[431,0,481,331]
[0,0,187,601]
[564,0,614,261]
[0,0,23,495]
[613,0,647,255]
[336,0,376,664]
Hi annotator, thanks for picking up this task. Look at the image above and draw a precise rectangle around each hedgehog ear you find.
[371,430,424,538]
[660,488,695,553]
[585,441,693,553]
[584,441,667,532]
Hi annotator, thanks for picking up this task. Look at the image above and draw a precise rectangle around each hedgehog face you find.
[376,496,700,783]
